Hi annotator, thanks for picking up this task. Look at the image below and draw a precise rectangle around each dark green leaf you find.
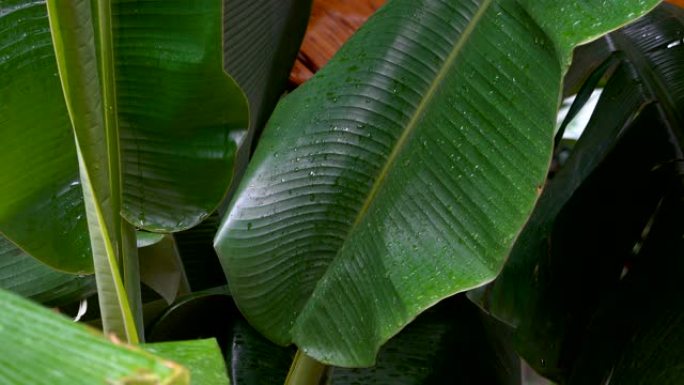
[0,235,95,306]
[472,5,684,382]
[113,0,248,231]
[174,214,227,291]
[215,0,659,366]
[330,298,520,385]
[223,0,312,152]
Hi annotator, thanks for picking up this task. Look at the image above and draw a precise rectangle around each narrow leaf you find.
[46,0,138,342]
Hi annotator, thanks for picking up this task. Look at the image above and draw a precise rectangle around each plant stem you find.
[284,350,330,385]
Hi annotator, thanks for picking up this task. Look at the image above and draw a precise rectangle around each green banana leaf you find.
[0,235,95,306]
[471,4,684,383]
[1,0,248,272]
[0,288,189,385]
[144,339,230,385]
[214,0,660,366]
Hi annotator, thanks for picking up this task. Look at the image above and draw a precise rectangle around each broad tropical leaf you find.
[0,0,248,270]
[471,5,684,382]
[2,0,248,339]
[0,235,95,306]
[215,0,660,366]
[0,288,189,385]
[144,339,230,385]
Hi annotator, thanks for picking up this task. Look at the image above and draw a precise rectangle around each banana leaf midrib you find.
[343,0,494,236]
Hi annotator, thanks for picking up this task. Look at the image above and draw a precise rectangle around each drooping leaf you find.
[0,288,189,385]
[215,0,660,366]
[143,339,230,385]
[471,5,684,382]
[0,235,95,306]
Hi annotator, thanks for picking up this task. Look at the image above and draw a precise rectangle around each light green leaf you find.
[143,339,230,385]
[215,0,660,366]
[0,288,189,385]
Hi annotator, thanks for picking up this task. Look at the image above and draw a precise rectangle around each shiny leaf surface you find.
[215,0,659,366]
